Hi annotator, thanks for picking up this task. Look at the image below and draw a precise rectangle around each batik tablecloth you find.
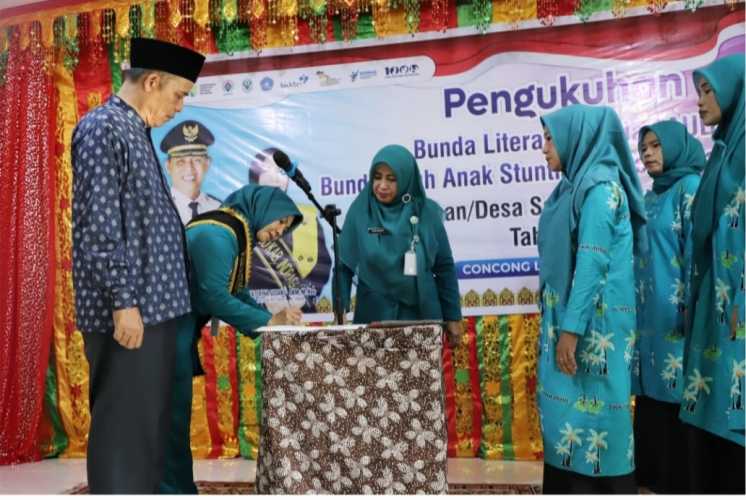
[256,323,448,494]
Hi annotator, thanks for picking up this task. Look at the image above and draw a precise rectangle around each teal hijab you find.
[340,145,442,307]
[221,184,303,241]
[638,120,705,194]
[690,54,745,303]
[538,104,648,306]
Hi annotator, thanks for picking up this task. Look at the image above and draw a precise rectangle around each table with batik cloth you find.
[255,323,449,494]
[40,315,543,463]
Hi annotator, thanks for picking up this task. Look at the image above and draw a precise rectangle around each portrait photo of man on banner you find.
[160,119,222,224]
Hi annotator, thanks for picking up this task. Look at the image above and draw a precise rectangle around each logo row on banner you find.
[187,56,436,106]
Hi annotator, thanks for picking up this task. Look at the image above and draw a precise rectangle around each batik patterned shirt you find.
[72,95,191,333]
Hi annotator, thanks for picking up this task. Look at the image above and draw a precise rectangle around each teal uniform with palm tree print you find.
[540,182,637,476]
[680,55,745,447]
[537,105,648,479]
[633,177,699,401]
[633,120,705,403]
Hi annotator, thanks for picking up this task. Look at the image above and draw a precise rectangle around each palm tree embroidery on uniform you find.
[725,188,744,228]
[623,330,637,367]
[578,330,614,376]
[730,359,745,411]
[585,429,608,475]
[626,434,634,468]
[683,368,713,413]
[715,279,731,325]
[661,353,683,391]
[556,423,584,468]
[683,192,695,219]
[670,279,686,312]
[596,332,615,375]
[671,208,683,235]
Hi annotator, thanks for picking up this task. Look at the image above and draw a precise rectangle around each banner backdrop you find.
[151,7,744,320]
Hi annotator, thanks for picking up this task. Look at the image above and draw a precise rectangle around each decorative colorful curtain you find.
[0,0,728,58]
[0,29,57,465]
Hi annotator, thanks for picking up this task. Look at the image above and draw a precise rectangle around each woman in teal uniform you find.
[680,54,745,494]
[537,104,647,493]
[337,144,463,347]
[632,119,704,493]
[160,184,304,494]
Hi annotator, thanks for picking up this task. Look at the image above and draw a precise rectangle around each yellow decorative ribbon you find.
[52,60,91,458]
[20,22,31,50]
[190,342,212,457]
[141,0,156,35]
[0,0,139,30]
[90,10,102,39]
[114,5,130,38]
[278,0,299,17]
[373,4,409,37]
[214,325,240,458]
[41,18,54,47]
[64,14,78,40]
[237,335,261,458]
[492,0,536,24]
[252,0,266,20]
[169,0,183,28]
[223,0,238,23]
[194,0,210,28]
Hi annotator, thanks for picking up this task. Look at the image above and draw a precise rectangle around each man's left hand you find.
[445,320,464,348]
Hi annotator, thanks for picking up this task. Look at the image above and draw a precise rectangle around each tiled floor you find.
[0,457,543,494]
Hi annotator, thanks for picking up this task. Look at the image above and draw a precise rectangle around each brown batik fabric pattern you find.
[256,324,448,494]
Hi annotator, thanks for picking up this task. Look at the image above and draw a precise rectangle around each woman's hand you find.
[445,320,464,348]
[268,307,303,326]
[556,332,578,376]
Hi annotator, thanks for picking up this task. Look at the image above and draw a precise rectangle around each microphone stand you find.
[294,185,345,325]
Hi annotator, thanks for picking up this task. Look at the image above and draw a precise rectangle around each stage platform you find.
[0,458,543,494]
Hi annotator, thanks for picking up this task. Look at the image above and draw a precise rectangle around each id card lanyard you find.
[404,214,419,276]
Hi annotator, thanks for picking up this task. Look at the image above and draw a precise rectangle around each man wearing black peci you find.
[71,38,205,493]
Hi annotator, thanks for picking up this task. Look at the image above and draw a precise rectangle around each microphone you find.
[273,150,312,193]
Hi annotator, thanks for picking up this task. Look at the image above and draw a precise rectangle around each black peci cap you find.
[130,38,206,83]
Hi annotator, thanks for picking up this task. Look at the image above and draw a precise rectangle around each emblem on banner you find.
[385,64,420,78]
[261,77,274,91]
[316,70,339,87]
[183,124,199,143]
[350,69,377,82]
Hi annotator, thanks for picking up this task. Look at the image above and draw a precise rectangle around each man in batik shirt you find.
[71,38,205,494]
